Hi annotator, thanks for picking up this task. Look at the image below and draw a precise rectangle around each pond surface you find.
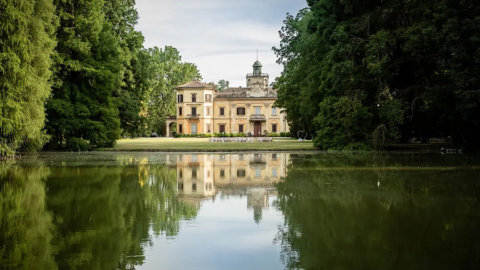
[1,152,480,269]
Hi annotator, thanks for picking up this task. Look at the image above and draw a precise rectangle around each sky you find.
[135,0,307,87]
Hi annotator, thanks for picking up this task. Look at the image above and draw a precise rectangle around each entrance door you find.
[191,124,197,135]
[254,122,261,136]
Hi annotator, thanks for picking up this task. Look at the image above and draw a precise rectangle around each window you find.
[179,124,183,133]
[237,107,245,115]
[191,124,197,135]
[272,107,277,116]
[205,94,212,102]
[179,107,182,116]
[192,183,197,192]
[255,168,261,178]
[191,93,196,102]
[237,169,246,177]
[207,124,211,133]
[272,124,277,132]
[206,183,212,191]
[238,124,244,133]
[191,155,197,162]
[219,124,225,133]
[254,106,261,114]
[192,168,197,178]
[178,182,184,190]
[177,94,183,102]
[220,107,225,116]
[220,169,225,178]
[272,153,277,160]
[179,169,183,178]
[191,107,197,115]
[206,107,210,115]
[272,167,278,177]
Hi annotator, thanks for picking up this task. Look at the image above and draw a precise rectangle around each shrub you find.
[313,97,372,150]
[65,137,91,151]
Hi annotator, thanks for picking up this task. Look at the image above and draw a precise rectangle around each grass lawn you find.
[104,137,316,152]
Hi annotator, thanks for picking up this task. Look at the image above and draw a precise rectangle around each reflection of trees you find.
[275,157,480,270]
[44,164,198,270]
[0,164,56,270]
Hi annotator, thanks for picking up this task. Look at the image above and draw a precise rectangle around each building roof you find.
[253,60,262,67]
[177,81,214,89]
[215,87,277,99]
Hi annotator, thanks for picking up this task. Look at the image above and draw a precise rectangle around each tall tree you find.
[275,0,480,150]
[46,0,123,150]
[103,0,150,137]
[147,46,201,135]
[0,0,57,156]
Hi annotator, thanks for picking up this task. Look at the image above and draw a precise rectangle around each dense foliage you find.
[0,0,57,156]
[274,0,480,149]
[46,0,124,150]
[146,46,201,135]
[1,0,200,154]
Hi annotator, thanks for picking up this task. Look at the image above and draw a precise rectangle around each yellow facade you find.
[166,61,289,136]
[167,153,290,198]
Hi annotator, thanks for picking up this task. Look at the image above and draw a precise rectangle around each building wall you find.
[176,88,214,135]
[212,98,288,134]
[246,75,268,89]
[174,88,289,135]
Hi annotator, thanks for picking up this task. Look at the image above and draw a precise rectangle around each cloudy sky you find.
[135,0,307,87]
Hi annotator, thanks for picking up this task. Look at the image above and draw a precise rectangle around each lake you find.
[1,152,480,269]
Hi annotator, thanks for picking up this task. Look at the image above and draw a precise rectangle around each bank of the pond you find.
[100,137,316,152]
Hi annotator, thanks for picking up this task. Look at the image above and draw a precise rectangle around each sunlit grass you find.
[105,137,316,151]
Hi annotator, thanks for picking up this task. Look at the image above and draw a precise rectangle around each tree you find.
[146,46,201,135]
[274,0,480,150]
[103,0,150,138]
[0,0,57,156]
[46,0,123,150]
[217,79,230,91]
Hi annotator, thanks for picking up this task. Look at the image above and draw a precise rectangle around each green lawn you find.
[104,137,316,151]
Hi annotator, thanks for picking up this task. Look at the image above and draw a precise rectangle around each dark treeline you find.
[0,0,200,155]
[274,0,480,150]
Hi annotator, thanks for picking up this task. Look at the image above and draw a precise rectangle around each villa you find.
[166,60,289,136]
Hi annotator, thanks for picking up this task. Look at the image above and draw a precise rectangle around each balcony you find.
[249,114,266,122]
[187,114,200,119]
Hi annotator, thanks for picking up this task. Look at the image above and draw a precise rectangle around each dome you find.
[253,60,262,67]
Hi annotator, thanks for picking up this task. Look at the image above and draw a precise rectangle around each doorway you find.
[191,124,197,135]
[254,122,261,136]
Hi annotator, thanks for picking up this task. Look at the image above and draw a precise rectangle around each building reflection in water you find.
[166,153,290,221]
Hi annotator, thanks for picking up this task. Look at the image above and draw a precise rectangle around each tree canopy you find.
[274,0,480,150]
[0,0,57,156]
[146,46,201,135]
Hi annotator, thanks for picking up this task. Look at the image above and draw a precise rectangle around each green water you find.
[1,152,479,270]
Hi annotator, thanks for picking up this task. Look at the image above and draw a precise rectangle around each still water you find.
[1,152,480,269]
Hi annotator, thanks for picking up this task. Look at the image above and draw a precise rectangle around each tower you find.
[246,60,269,90]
